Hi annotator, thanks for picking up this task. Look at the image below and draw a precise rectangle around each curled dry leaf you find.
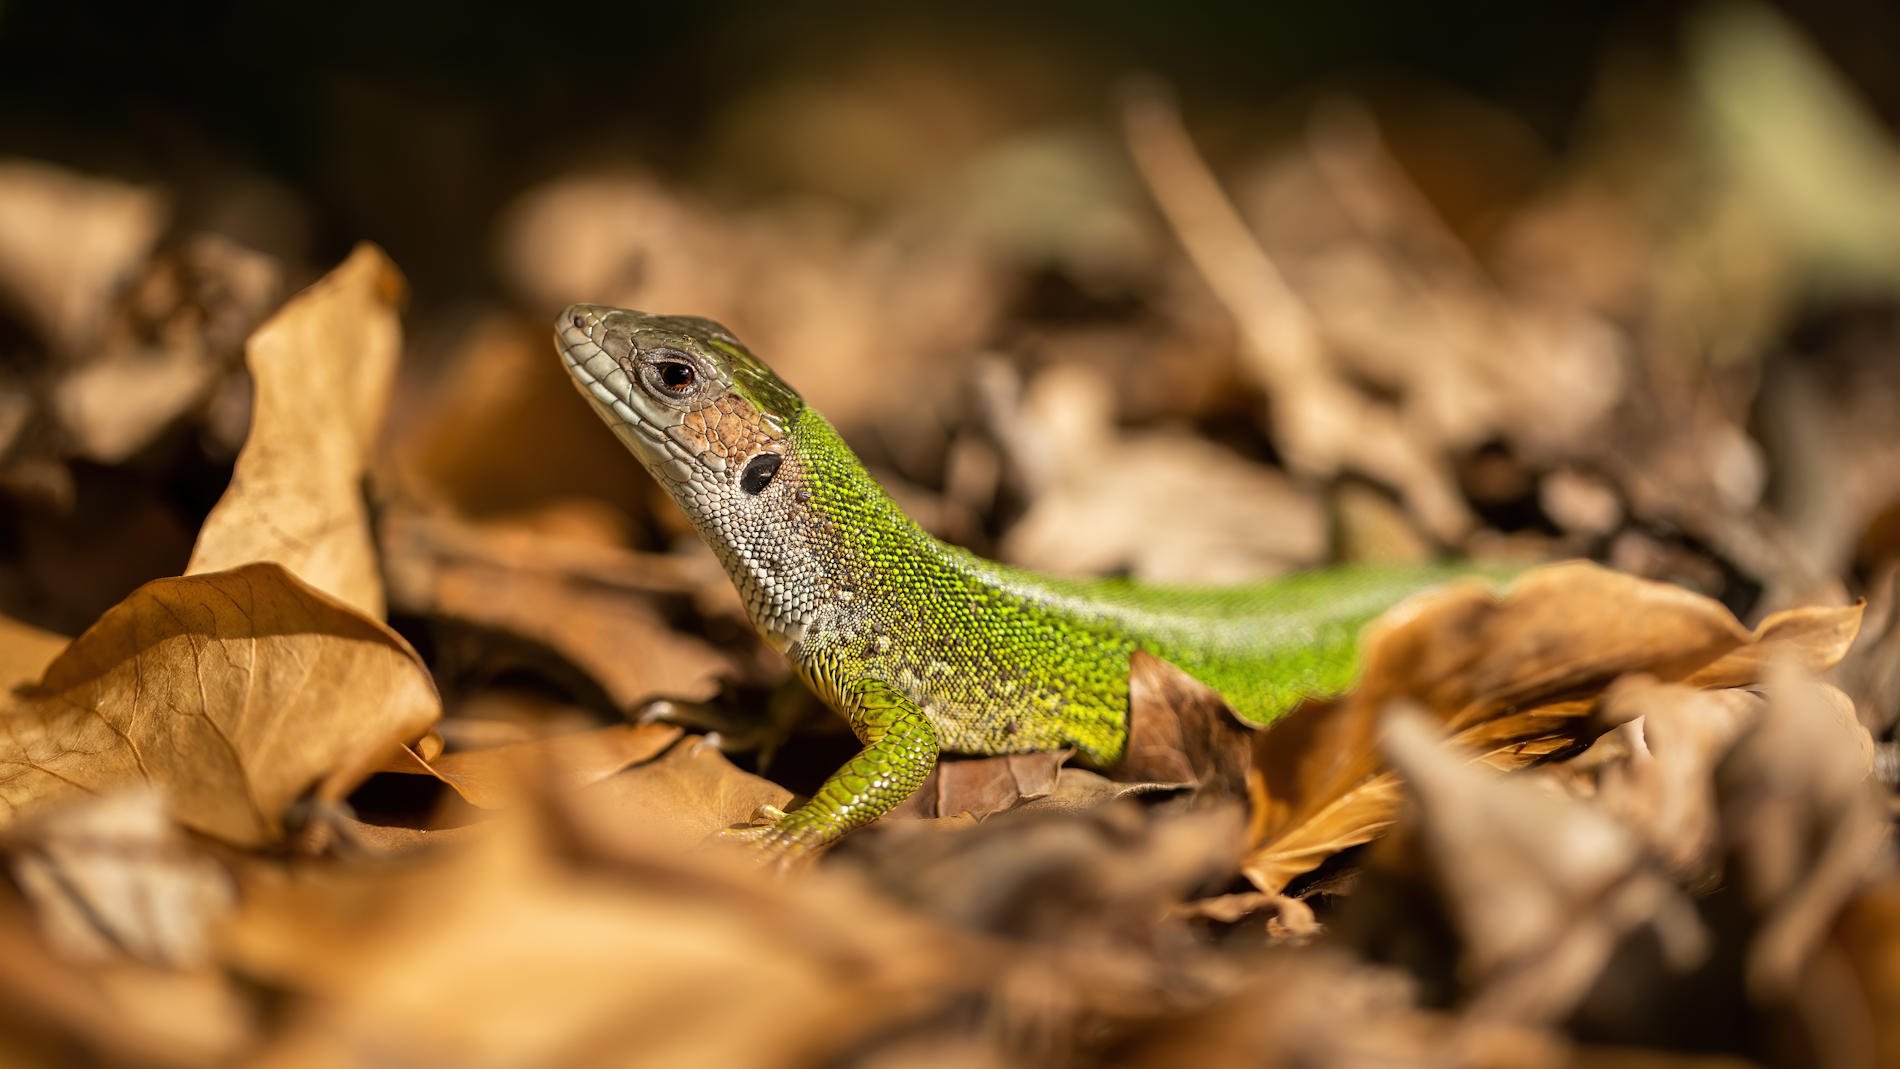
[186,242,406,619]
[0,563,438,846]
[583,737,795,851]
[1591,677,1763,877]
[1716,663,1884,1002]
[0,613,67,689]
[0,896,251,1068]
[0,160,166,354]
[5,790,234,967]
[999,365,1324,583]
[385,522,738,709]
[1242,561,1862,892]
[889,750,1070,821]
[387,723,683,810]
[227,799,957,1069]
[1363,712,1709,1028]
[1119,648,1254,798]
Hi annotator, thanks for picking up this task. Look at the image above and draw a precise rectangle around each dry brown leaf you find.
[0,613,68,690]
[388,317,658,519]
[0,896,251,1068]
[1242,561,1863,892]
[5,790,234,967]
[1012,767,1188,816]
[1000,365,1324,583]
[0,161,166,354]
[52,235,286,465]
[1717,663,1885,1001]
[228,796,957,1069]
[313,811,483,859]
[583,737,795,850]
[186,242,406,619]
[389,723,684,809]
[1592,677,1763,876]
[1119,649,1254,797]
[0,563,438,846]
[890,750,1070,820]
[1367,711,1709,1027]
[388,521,738,709]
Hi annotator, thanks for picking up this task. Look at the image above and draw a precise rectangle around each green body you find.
[788,406,1465,760]
[556,305,1482,857]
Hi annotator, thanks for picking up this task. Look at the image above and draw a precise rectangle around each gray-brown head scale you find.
[556,304,821,646]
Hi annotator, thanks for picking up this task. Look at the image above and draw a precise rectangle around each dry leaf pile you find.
[2,4,1900,1066]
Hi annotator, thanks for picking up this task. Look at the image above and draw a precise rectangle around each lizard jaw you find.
[556,304,700,485]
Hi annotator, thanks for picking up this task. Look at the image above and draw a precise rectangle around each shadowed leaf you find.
[1243,561,1863,892]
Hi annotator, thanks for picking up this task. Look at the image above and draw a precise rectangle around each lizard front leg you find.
[756,679,938,861]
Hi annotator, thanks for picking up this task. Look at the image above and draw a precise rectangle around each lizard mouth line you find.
[556,314,696,476]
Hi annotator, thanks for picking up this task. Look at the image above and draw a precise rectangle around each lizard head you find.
[557,303,805,509]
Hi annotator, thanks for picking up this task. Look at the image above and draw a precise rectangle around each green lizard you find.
[557,304,1483,859]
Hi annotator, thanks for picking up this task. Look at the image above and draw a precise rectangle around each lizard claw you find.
[716,803,789,844]
[717,804,822,871]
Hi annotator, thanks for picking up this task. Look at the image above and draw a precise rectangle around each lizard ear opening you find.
[740,452,782,495]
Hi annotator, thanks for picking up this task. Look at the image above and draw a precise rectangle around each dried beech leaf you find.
[1593,677,1764,875]
[186,243,407,618]
[1242,561,1863,892]
[0,613,68,690]
[6,790,234,967]
[1121,648,1255,797]
[0,161,166,353]
[890,750,1070,820]
[583,738,795,850]
[1821,876,1900,1069]
[1364,712,1709,1027]
[1717,664,1885,999]
[391,723,684,809]
[1012,768,1183,815]
[388,318,656,518]
[1683,601,1867,689]
[226,803,957,1068]
[0,563,439,846]
[0,897,251,1067]
[384,516,736,709]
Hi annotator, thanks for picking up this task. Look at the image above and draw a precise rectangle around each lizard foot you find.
[717,804,824,871]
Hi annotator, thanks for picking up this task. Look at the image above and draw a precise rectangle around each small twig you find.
[1121,81,1327,390]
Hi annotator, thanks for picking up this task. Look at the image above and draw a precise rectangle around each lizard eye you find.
[654,361,695,392]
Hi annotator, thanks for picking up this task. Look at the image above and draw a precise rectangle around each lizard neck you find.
[691,407,935,655]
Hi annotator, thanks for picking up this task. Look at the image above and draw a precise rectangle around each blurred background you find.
[3,0,1900,656]
[5,5,1900,1066]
